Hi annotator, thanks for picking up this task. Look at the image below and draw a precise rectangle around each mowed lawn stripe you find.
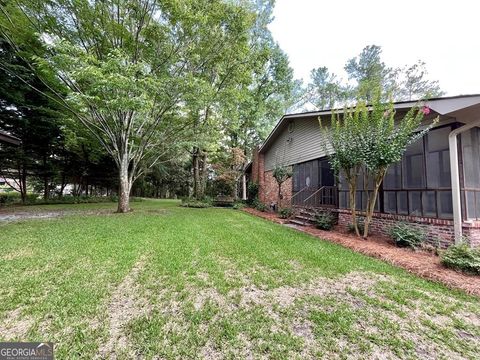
[0,199,479,359]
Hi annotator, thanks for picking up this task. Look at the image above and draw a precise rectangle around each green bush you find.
[180,198,212,208]
[247,183,259,205]
[278,207,294,219]
[347,220,365,235]
[441,243,480,274]
[314,211,335,230]
[252,199,267,212]
[389,222,425,248]
[232,202,246,210]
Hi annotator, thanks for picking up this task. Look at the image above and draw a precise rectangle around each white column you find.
[242,174,247,200]
[449,132,462,243]
[449,119,480,244]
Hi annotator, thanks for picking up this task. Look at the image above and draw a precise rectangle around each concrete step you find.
[294,215,315,223]
[299,209,317,217]
[289,219,308,226]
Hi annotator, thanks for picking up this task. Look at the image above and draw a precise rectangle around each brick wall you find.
[262,170,292,209]
[337,210,456,248]
[463,225,480,247]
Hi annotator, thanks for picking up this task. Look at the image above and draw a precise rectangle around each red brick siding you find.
[337,210,459,248]
[262,170,292,208]
[462,225,480,248]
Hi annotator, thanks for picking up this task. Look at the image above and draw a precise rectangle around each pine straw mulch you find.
[242,207,480,297]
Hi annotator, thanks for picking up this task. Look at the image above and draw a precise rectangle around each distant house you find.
[246,94,480,248]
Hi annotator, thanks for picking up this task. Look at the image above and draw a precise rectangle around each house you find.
[246,94,480,248]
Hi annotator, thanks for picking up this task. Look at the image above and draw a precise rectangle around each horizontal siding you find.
[264,117,331,171]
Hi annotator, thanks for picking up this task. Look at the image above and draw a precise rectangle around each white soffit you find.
[426,95,480,115]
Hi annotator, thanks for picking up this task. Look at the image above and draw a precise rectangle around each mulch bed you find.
[243,207,480,297]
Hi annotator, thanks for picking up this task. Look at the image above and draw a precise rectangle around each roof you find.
[0,130,21,145]
[259,94,480,153]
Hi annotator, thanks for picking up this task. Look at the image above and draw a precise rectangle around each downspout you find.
[449,119,480,243]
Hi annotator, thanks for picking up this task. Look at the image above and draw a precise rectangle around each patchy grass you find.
[0,199,479,359]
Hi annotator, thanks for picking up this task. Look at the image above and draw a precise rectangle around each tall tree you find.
[307,45,443,111]
[0,38,65,202]
[344,45,397,101]
[0,0,258,212]
[308,67,345,110]
[398,60,444,100]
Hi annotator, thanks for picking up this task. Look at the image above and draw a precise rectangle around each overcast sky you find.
[269,0,479,96]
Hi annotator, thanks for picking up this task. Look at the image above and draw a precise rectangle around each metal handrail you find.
[303,186,325,203]
[291,186,310,200]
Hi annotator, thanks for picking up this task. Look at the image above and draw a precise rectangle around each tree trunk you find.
[117,160,131,213]
[363,170,386,238]
[192,146,200,199]
[278,182,282,209]
[349,184,360,237]
[20,165,27,204]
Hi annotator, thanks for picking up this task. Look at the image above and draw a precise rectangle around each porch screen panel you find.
[380,125,455,219]
[426,126,451,188]
[403,139,425,188]
[462,128,480,219]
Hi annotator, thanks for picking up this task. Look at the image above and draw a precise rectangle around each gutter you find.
[449,119,480,243]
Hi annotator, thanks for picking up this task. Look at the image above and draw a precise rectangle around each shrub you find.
[247,183,259,205]
[232,202,245,210]
[180,197,212,208]
[347,220,365,235]
[314,211,335,230]
[441,243,480,274]
[389,223,425,248]
[278,207,294,219]
[252,199,267,212]
[180,201,212,208]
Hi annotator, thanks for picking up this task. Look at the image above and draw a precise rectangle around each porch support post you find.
[449,119,480,244]
[242,174,247,201]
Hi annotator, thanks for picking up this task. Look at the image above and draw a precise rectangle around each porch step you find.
[295,215,315,222]
[289,219,309,226]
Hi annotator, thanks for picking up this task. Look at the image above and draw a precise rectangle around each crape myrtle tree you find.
[323,91,436,238]
[272,164,292,209]
[0,0,257,212]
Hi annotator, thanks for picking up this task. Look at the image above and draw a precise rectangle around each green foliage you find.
[441,243,480,274]
[272,165,293,185]
[278,207,294,219]
[252,199,267,212]
[232,201,246,210]
[247,182,259,205]
[180,198,212,208]
[307,45,444,109]
[348,221,365,235]
[389,223,425,249]
[324,93,434,237]
[314,211,336,230]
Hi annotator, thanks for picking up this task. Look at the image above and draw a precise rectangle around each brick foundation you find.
[336,210,469,248]
[463,224,480,247]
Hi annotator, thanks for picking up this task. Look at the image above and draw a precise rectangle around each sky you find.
[269,0,480,96]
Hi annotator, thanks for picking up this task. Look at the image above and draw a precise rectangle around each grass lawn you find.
[0,199,479,359]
